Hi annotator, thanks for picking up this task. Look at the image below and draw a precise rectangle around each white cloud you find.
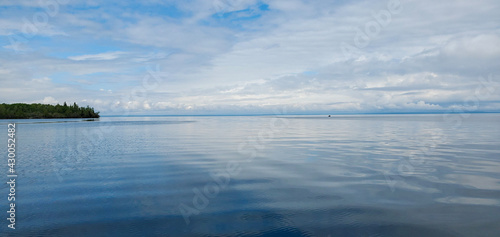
[441,34,500,59]
[68,51,126,61]
[41,96,59,104]
[1,0,500,114]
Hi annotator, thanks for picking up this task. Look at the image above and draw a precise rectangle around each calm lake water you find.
[1,114,500,236]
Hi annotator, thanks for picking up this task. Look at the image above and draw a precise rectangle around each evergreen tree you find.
[0,103,100,119]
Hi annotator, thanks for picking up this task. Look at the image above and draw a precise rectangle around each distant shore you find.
[0,103,100,119]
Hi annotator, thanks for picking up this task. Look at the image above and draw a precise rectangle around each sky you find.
[0,0,499,115]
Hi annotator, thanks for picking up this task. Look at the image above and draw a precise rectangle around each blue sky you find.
[1,0,499,115]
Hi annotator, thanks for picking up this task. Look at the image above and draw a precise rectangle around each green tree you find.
[0,103,100,119]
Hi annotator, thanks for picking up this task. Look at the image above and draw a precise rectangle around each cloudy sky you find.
[1,0,499,115]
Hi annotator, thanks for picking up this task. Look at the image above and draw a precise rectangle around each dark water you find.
[1,114,500,236]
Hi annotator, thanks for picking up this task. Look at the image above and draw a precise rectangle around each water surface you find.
[1,114,500,236]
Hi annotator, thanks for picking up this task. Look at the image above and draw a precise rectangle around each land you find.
[0,103,100,119]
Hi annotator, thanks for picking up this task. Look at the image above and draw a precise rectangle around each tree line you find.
[0,102,100,119]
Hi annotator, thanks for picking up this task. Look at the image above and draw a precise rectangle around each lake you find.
[1,114,500,236]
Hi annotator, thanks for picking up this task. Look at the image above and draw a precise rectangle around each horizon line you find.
[100,111,500,117]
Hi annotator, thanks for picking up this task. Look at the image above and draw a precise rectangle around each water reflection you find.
[2,114,500,236]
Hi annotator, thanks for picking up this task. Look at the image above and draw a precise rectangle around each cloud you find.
[68,51,126,61]
[41,96,59,104]
[441,34,500,59]
[1,0,500,114]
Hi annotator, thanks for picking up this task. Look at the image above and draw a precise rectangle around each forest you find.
[0,102,100,119]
